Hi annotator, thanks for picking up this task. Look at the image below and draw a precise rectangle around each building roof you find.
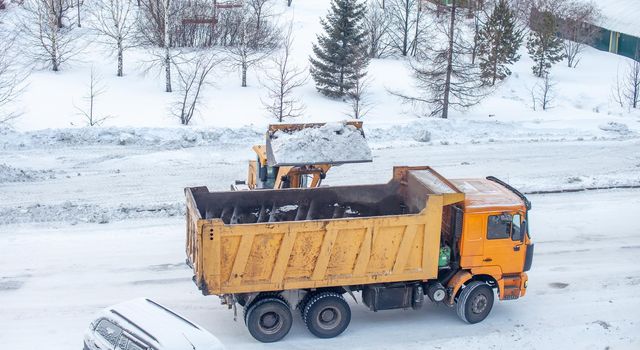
[449,178,526,213]
[577,0,640,37]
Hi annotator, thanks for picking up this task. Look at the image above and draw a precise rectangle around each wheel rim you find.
[316,306,341,330]
[259,311,283,334]
[471,294,488,314]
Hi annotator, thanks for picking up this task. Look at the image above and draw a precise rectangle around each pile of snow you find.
[268,122,372,165]
[0,127,262,150]
[0,163,55,183]
[599,121,630,134]
[0,201,185,225]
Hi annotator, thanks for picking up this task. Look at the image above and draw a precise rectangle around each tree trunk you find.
[51,33,59,72]
[402,1,409,56]
[117,41,124,77]
[242,61,247,87]
[165,49,172,92]
[442,0,456,119]
[77,0,81,27]
[163,0,172,92]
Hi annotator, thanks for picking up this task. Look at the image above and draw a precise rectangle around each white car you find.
[84,298,224,350]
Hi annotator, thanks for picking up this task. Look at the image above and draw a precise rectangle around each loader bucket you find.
[265,121,373,166]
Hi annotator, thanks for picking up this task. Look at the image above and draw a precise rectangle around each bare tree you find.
[558,0,600,68]
[20,0,80,71]
[530,72,555,111]
[0,0,6,10]
[613,58,640,110]
[74,68,110,126]
[364,0,392,58]
[89,0,136,77]
[346,69,372,119]
[225,6,279,87]
[391,0,486,118]
[48,0,74,28]
[261,22,308,122]
[0,34,27,124]
[172,50,221,125]
[138,0,180,92]
[387,0,421,57]
[246,0,272,32]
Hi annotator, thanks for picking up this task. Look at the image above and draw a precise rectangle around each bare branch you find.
[260,20,307,122]
[74,68,110,126]
[172,49,222,125]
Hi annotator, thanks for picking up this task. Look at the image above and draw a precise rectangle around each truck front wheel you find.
[456,281,494,324]
[246,297,293,342]
[303,292,351,338]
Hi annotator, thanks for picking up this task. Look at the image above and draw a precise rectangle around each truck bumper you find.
[520,272,529,297]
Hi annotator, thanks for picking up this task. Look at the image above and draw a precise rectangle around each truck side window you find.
[487,215,510,239]
[95,319,123,347]
[511,214,522,241]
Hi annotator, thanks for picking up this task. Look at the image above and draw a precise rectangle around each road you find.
[1,138,639,224]
[1,189,639,349]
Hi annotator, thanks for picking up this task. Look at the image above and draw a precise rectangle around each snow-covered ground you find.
[1,0,640,348]
[1,189,639,349]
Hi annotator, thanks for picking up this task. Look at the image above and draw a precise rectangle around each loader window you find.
[263,166,279,189]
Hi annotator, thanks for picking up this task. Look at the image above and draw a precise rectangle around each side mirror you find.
[519,221,526,242]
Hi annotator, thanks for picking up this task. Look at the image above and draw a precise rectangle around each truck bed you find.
[185,167,465,295]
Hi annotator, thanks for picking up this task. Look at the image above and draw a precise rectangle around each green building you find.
[577,0,639,60]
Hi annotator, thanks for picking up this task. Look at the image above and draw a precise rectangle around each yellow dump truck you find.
[185,166,534,342]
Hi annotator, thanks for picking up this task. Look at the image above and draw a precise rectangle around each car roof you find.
[102,298,224,350]
[449,178,525,213]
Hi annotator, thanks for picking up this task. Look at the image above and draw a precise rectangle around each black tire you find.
[456,281,494,324]
[297,291,314,318]
[245,297,293,343]
[243,292,287,325]
[303,292,351,339]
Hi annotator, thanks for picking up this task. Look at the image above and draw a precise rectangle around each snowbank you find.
[2,116,636,152]
[0,126,262,150]
[0,201,185,225]
[0,163,55,183]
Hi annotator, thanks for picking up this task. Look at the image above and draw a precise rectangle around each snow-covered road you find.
[1,138,639,224]
[1,189,639,349]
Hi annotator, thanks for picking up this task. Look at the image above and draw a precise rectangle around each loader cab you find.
[450,178,533,300]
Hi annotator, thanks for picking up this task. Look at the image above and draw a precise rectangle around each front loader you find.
[233,121,372,190]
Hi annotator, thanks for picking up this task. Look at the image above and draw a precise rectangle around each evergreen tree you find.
[526,10,564,78]
[477,0,522,86]
[309,0,370,98]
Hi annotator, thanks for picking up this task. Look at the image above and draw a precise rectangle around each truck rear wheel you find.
[246,297,293,343]
[456,281,494,324]
[303,292,351,339]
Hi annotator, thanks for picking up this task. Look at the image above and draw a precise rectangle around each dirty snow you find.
[269,122,373,165]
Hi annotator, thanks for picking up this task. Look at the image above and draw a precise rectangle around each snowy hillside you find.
[0,0,637,134]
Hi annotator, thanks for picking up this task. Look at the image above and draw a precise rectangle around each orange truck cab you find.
[444,177,534,311]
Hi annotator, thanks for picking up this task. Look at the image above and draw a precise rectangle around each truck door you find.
[482,213,526,274]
